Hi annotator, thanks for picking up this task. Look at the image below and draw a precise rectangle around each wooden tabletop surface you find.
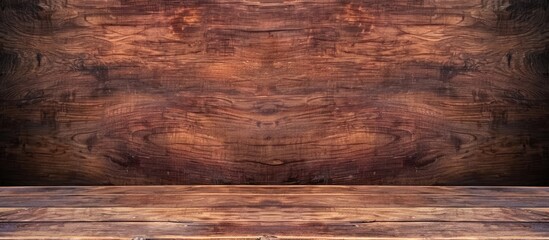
[0,185,548,239]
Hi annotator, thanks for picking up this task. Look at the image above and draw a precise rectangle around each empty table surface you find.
[0,185,548,239]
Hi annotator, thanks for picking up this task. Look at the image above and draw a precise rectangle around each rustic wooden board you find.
[2,207,549,222]
[3,185,549,195]
[1,189,549,207]
[3,222,549,239]
[0,0,548,185]
[0,186,547,239]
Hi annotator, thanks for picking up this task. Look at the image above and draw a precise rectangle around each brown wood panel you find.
[0,0,548,185]
[3,222,549,239]
[1,185,548,209]
[2,207,548,222]
[3,185,549,196]
[0,186,547,239]
[2,194,549,207]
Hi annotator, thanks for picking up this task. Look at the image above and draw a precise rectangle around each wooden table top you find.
[0,185,548,239]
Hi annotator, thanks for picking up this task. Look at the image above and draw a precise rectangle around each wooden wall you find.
[0,0,548,185]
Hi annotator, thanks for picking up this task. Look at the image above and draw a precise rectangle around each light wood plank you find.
[0,207,548,223]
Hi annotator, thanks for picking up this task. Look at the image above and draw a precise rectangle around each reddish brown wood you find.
[0,186,547,239]
[0,0,548,185]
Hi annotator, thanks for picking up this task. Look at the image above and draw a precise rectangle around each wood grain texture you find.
[0,186,547,239]
[0,0,548,185]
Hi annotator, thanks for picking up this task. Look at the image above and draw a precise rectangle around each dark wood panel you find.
[3,222,549,239]
[3,185,549,196]
[0,0,548,185]
[0,186,548,239]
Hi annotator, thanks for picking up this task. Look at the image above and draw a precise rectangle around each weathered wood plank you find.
[1,222,548,239]
[1,194,548,208]
[1,0,548,185]
[0,186,547,239]
[2,185,549,196]
[1,207,548,222]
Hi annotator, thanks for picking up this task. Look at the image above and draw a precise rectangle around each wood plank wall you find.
[0,0,548,185]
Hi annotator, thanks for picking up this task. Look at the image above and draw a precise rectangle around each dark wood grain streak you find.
[3,185,549,195]
[1,0,548,185]
[3,222,549,239]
